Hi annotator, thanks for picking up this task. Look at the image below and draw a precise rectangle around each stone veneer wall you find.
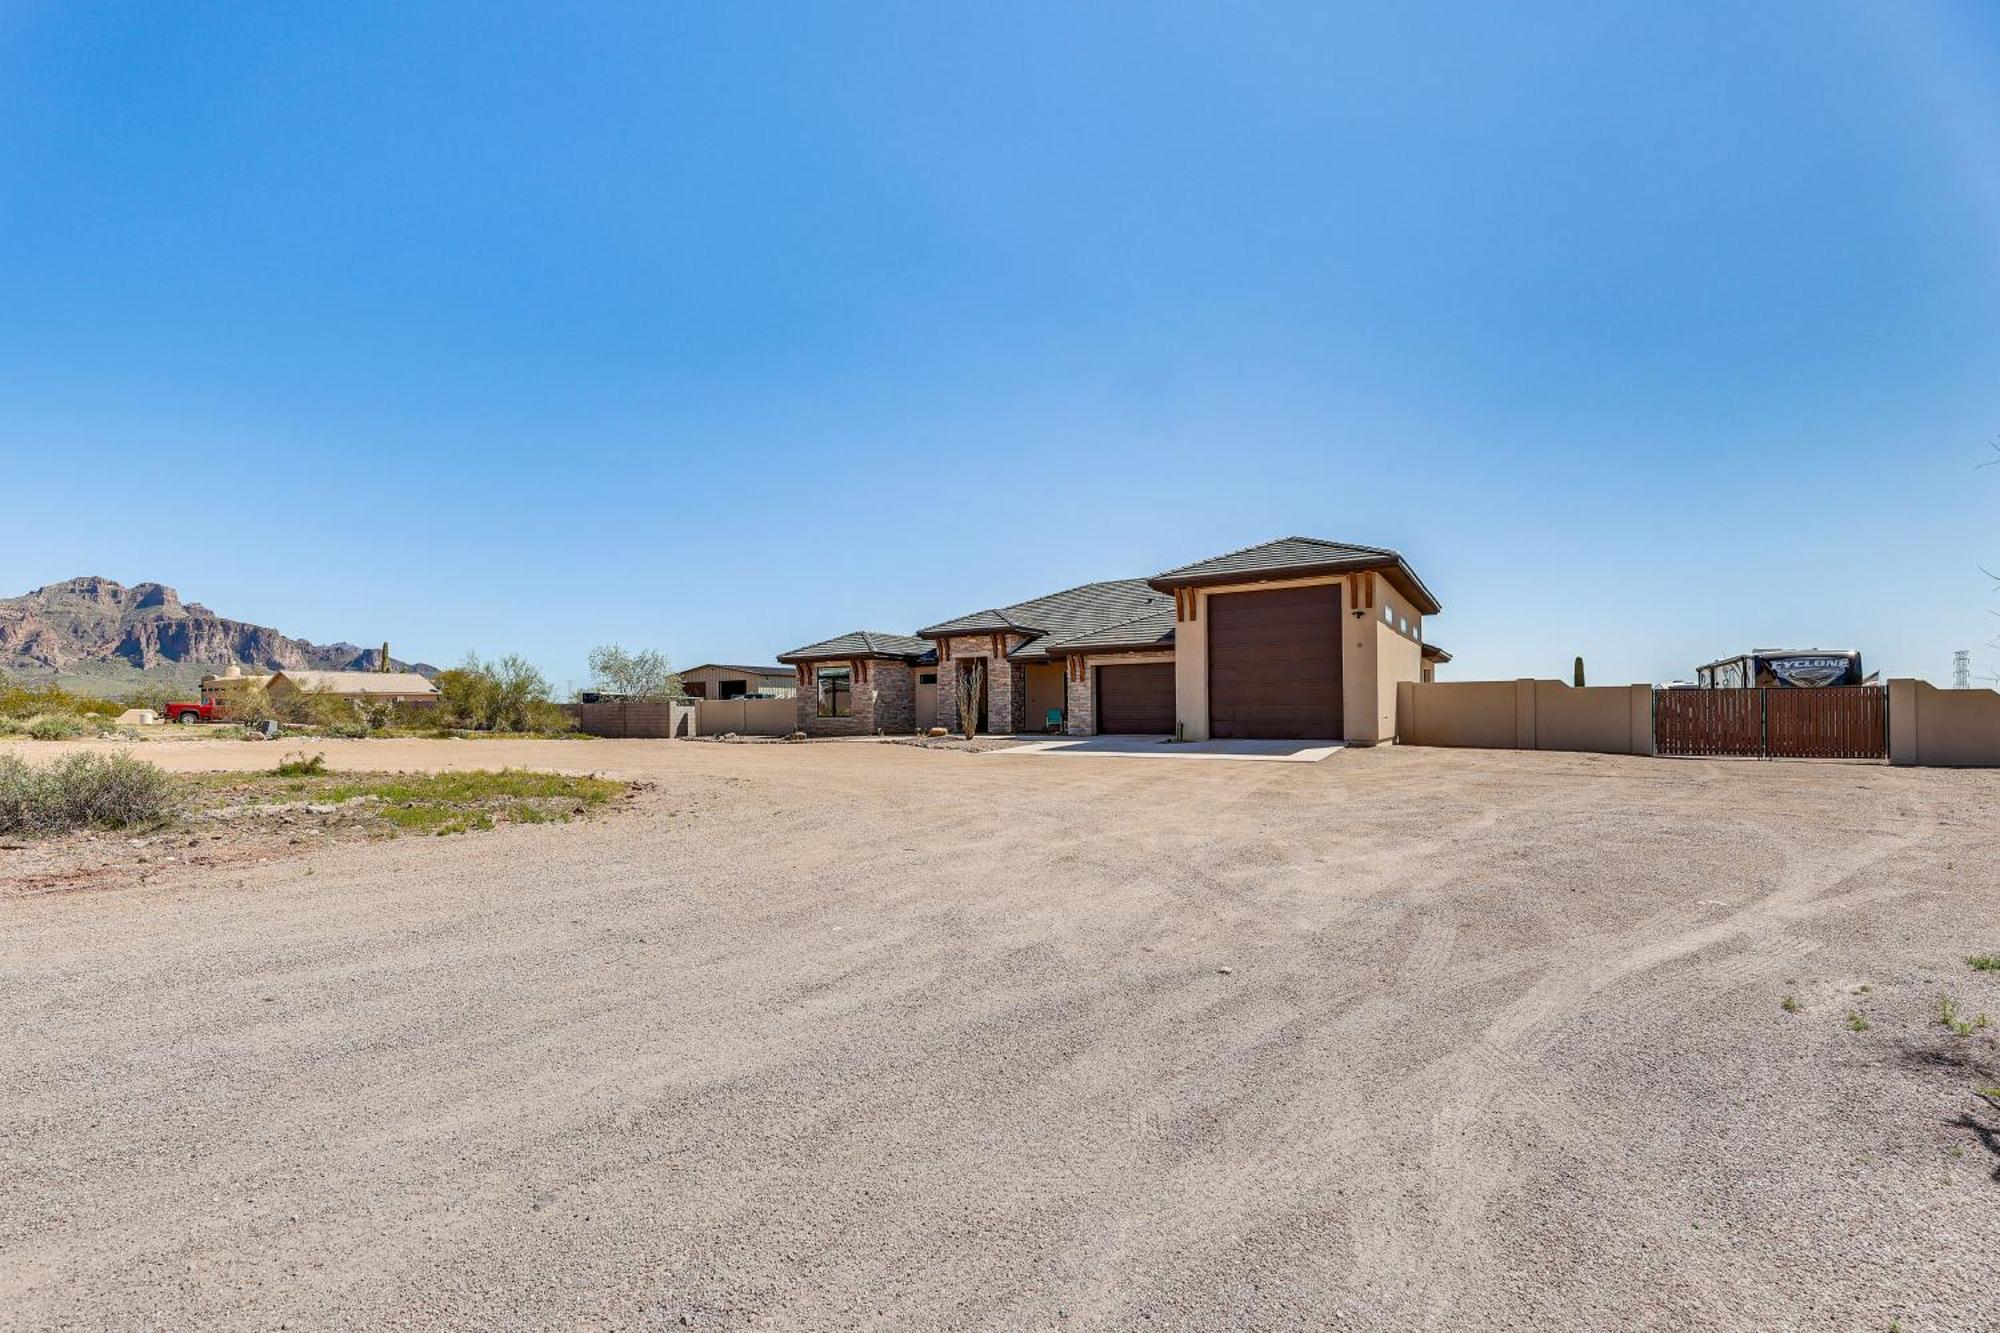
[1064,668,1094,736]
[793,659,918,737]
[870,661,916,735]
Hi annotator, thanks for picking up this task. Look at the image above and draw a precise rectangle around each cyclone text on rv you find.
[1695,649,1867,689]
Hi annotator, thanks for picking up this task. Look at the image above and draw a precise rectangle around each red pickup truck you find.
[162,701,224,724]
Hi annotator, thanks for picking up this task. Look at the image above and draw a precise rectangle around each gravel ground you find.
[3,738,1998,1331]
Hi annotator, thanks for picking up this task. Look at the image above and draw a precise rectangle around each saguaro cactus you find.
[1573,655,1586,688]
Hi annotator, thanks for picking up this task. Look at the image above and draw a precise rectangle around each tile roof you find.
[919,578,1174,659]
[1148,536,1441,614]
[1035,606,1178,655]
[1420,643,1451,662]
[777,630,933,662]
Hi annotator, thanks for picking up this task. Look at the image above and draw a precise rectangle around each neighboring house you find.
[775,632,934,736]
[679,663,795,699]
[1421,643,1451,684]
[266,669,440,706]
[200,665,275,705]
[778,536,1443,742]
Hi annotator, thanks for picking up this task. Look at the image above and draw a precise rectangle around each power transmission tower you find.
[1953,650,1971,689]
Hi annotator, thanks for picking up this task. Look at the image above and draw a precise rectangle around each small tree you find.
[1573,656,1586,688]
[434,652,568,732]
[585,645,681,700]
[956,660,984,739]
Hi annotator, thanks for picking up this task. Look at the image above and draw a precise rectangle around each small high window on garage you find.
[817,665,852,717]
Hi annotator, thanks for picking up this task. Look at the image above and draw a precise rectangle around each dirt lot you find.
[4,738,1999,1331]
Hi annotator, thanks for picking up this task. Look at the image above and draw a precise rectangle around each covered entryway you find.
[1207,584,1343,739]
[1096,661,1175,734]
[1021,662,1065,733]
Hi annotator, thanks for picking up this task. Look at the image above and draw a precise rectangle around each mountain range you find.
[0,576,437,694]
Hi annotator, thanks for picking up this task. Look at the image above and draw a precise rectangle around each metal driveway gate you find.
[1654,687,1887,760]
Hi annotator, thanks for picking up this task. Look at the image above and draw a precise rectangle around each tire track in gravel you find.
[1407,800,1936,1329]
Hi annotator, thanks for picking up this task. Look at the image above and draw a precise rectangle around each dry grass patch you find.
[192,762,627,836]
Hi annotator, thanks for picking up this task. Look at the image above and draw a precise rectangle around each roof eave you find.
[916,621,1048,640]
[776,650,921,665]
[1147,557,1441,615]
[1039,635,1177,657]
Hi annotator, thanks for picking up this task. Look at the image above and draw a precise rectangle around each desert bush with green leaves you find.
[272,751,329,777]
[0,752,183,836]
[0,681,122,721]
[29,712,98,740]
[0,680,122,738]
[429,654,574,733]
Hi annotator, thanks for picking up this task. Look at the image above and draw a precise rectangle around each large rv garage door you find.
[1207,584,1343,739]
[1096,662,1176,734]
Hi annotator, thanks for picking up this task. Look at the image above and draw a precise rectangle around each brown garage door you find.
[1096,661,1176,734]
[1207,584,1343,739]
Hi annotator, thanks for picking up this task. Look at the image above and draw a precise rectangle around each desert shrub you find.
[216,684,283,724]
[0,681,121,720]
[272,751,328,777]
[0,752,183,836]
[24,712,94,740]
[432,654,570,733]
[521,699,576,734]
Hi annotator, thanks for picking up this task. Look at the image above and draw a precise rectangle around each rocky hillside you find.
[0,576,436,690]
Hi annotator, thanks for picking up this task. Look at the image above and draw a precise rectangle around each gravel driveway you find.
[4,739,1998,1330]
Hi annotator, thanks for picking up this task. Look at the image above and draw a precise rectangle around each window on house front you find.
[817,665,852,717]
[918,671,937,685]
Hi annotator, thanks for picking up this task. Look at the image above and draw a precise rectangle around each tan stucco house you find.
[779,536,1443,742]
[266,669,440,706]
[200,665,275,705]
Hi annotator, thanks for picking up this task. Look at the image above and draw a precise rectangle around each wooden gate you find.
[1764,688,1888,759]
[1654,688,1886,760]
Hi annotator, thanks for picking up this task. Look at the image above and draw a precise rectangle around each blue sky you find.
[3,2,1997,689]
